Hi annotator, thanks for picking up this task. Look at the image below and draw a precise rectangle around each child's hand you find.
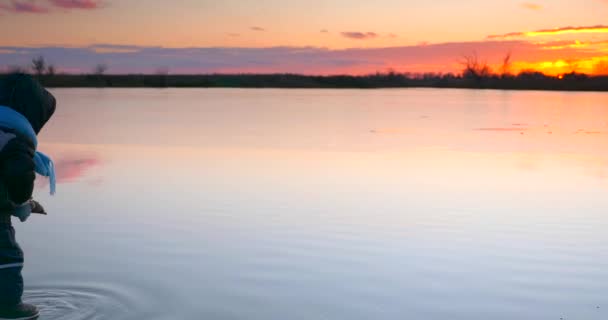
[30,200,47,215]
[12,199,47,222]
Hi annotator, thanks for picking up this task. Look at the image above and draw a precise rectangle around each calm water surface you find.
[17,89,608,319]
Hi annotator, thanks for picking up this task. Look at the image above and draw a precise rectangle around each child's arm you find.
[0,136,35,205]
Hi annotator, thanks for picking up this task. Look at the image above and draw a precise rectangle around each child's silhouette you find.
[0,74,56,320]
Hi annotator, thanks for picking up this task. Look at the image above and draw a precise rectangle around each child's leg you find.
[0,220,24,307]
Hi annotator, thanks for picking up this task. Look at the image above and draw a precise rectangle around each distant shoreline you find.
[7,73,608,91]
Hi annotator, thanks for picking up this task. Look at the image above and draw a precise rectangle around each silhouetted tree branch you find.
[500,52,512,78]
[46,65,56,76]
[32,56,46,77]
[94,63,108,76]
[461,52,491,81]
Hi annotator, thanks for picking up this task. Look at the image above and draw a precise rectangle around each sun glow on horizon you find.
[0,1,607,76]
[505,56,608,76]
[525,26,608,38]
[481,26,608,76]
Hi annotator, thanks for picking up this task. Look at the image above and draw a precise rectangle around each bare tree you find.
[461,52,491,80]
[94,63,108,76]
[46,65,56,76]
[500,52,512,77]
[31,56,46,76]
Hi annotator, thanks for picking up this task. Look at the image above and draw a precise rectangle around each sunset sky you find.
[1,0,607,75]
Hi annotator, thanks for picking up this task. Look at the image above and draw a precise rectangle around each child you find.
[0,74,56,320]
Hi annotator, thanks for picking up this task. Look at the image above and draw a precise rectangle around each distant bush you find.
[0,72,596,91]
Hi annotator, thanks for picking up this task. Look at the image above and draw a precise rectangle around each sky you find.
[0,0,607,75]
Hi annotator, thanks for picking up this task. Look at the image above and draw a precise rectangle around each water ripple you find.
[23,282,157,320]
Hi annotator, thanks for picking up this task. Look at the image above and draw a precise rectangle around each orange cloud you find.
[521,2,542,10]
[488,25,608,39]
[537,40,608,50]
[594,60,608,75]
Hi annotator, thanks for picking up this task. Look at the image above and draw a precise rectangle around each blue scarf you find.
[0,106,56,196]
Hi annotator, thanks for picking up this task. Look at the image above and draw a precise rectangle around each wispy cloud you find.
[320,29,329,33]
[89,44,143,53]
[488,25,608,39]
[0,0,105,13]
[341,32,378,40]
[1,39,588,75]
[537,39,608,50]
[48,0,104,9]
[0,0,50,14]
[250,26,265,32]
[521,2,542,10]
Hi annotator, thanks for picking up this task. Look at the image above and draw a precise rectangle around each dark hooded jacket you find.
[0,74,56,212]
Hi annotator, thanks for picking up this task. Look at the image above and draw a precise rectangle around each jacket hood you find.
[0,73,56,134]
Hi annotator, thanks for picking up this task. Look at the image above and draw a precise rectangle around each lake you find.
[18,88,608,319]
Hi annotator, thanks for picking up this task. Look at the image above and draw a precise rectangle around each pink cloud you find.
[48,0,104,9]
[54,157,101,184]
[0,0,105,13]
[35,154,101,189]
[0,0,49,13]
[250,26,265,32]
[341,32,378,40]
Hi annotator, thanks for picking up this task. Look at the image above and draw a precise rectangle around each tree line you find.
[2,55,607,91]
